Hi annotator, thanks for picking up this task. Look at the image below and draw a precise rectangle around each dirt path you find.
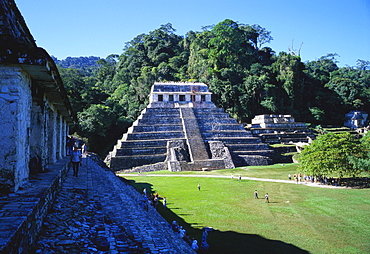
[118,173,348,189]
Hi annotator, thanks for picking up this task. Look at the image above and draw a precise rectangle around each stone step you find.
[226,143,270,151]
[251,123,308,128]
[181,108,210,161]
[120,139,185,148]
[257,133,313,138]
[193,108,225,113]
[132,125,183,132]
[199,124,245,131]
[115,147,167,156]
[205,137,263,144]
[138,118,182,124]
[126,131,185,140]
[202,131,252,139]
[231,150,275,156]
[193,113,231,119]
[144,108,180,114]
[197,118,238,124]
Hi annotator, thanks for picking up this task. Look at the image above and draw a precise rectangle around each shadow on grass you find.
[125,179,309,254]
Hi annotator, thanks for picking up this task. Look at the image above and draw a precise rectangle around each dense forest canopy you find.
[56,19,370,156]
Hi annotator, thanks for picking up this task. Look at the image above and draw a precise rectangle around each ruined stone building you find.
[250,114,315,144]
[106,82,273,172]
[344,110,368,129]
[0,0,74,192]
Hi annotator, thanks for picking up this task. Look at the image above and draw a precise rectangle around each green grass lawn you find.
[121,168,370,254]
[130,163,299,180]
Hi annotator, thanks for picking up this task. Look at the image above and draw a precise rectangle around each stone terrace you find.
[0,156,194,253]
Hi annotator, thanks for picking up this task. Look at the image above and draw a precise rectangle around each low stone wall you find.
[232,155,272,166]
[122,162,168,173]
[110,155,167,170]
[0,157,70,254]
[272,146,297,163]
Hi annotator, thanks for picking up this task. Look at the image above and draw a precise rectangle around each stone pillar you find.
[163,94,169,102]
[56,115,62,160]
[0,66,32,192]
[48,107,57,164]
[29,98,45,174]
[62,119,67,157]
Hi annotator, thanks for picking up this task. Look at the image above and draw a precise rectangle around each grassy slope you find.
[122,166,370,254]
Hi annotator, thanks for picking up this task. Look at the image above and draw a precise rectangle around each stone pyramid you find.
[106,82,273,172]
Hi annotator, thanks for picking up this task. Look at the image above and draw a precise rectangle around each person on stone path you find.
[81,143,87,156]
[254,190,259,199]
[70,146,82,177]
[163,197,167,208]
[265,193,269,203]
[191,240,199,252]
[66,135,74,155]
[238,175,242,181]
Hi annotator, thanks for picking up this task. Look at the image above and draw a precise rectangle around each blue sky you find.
[15,0,370,67]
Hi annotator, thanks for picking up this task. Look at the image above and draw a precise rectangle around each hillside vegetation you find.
[55,19,370,156]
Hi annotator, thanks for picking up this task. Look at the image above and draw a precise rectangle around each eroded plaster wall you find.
[0,65,70,192]
[0,66,31,191]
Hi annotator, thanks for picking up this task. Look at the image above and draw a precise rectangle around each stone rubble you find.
[30,155,194,254]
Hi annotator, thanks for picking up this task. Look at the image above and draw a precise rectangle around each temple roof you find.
[152,82,211,94]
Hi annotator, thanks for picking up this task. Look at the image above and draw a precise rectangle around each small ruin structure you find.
[344,111,368,129]
[250,114,315,144]
[106,82,273,172]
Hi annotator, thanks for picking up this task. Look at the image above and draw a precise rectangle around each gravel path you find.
[118,174,347,189]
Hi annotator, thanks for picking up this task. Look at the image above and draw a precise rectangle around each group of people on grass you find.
[142,189,162,211]
[289,174,339,186]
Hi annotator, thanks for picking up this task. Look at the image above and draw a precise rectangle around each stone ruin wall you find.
[0,66,32,191]
[0,65,70,192]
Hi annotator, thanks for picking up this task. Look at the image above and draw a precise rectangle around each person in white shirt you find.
[70,146,82,177]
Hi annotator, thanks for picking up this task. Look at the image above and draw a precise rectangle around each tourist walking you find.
[163,197,167,208]
[238,175,241,181]
[254,190,259,199]
[81,143,87,156]
[198,184,201,191]
[191,240,199,252]
[70,146,82,177]
[265,193,269,203]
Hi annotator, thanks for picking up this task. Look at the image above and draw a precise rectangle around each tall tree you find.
[299,132,363,178]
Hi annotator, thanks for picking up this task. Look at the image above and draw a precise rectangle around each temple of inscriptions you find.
[106,82,273,172]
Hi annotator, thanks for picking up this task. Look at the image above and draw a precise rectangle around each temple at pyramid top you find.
[148,82,215,108]
[106,82,273,172]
